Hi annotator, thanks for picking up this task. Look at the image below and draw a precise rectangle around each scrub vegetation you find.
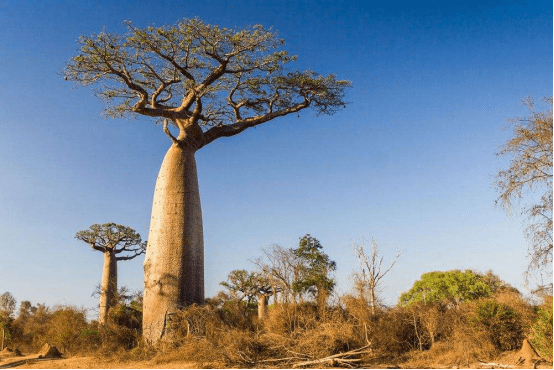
[0,241,552,368]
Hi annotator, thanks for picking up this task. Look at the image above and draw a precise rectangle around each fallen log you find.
[477,360,515,369]
[292,344,372,368]
[257,356,310,364]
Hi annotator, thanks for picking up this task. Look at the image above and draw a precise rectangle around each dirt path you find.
[10,356,200,369]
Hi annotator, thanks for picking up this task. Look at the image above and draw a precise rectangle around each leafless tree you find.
[252,244,301,304]
[495,97,552,285]
[351,238,400,315]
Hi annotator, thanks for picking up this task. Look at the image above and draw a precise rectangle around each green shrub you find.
[470,299,522,351]
[400,270,504,307]
[529,297,553,361]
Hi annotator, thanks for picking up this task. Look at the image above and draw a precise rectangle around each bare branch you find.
[495,97,553,280]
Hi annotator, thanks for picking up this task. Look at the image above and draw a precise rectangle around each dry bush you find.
[10,304,51,351]
[469,298,524,351]
[152,337,221,365]
[97,304,142,351]
[295,320,363,359]
[342,295,371,326]
[403,341,462,369]
[152,304,270,366]
[40,306,96,355]
[215,300,257,330]
[365,307,419,355]
[263,302,320,336]
[493,289,535,330]
[162,304,227,343]
[441,304,497,365]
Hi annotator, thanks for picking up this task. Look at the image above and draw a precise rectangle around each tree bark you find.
[142,143,204,343]
[258,294,269,321]
[99,249,117,324]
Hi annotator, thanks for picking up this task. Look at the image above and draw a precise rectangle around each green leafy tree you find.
[64,17,350,343]
[400,270,505,308]
[495,97,553,283]
[75,223,145,324]
[292,234,336,310]
[220,269,259,306]
[220,269,274,319]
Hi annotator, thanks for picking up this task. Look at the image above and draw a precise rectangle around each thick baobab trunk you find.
[143,144,204,343]
[99,250,117,324]
[258,295,269,320]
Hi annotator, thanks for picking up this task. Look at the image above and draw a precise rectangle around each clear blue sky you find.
[0,0,551,315]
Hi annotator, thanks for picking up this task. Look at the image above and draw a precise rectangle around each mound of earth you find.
[37,344,62,359]
[515,339,541,368]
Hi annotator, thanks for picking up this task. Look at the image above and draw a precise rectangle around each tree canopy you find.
[64,17,350,148]
[399,270,508,308]
[75,223,145,260]
[292,234,336,297]
[220,269,272,306]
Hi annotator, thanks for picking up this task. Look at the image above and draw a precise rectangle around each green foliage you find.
[400,270,504,307]
[529,297,553,360]
[469,299,523,351]
[292,234,336,297]
[220,269,272,306]
[75,223,145,260]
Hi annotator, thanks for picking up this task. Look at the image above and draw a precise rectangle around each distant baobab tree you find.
[75,223,145,324]
[64,17,350,343]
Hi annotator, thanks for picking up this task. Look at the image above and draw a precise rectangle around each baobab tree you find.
[220,269,274,320]
[75,223,145,324]
[64,17,350,343]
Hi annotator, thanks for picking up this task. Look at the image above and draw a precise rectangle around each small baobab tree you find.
[75,223,145,324]
[64,17,350,343]
[220,269,274,320]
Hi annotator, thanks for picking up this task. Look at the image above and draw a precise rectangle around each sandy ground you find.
[1,343,552,369]
[3,356,203,369]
